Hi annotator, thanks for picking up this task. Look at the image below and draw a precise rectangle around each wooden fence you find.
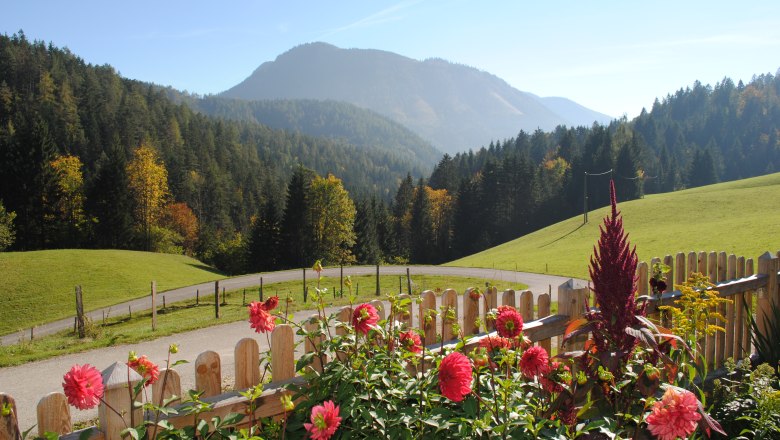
[1,251,778,440]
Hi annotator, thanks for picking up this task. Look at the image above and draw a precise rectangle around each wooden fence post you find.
[75,285,85,339]
[715,252,728,368]
[100,362,143,440]
[0,393,20,440]
[37,392,71,437]
[235,338,260,389]
[336,306,353,362]
[502,289,516,308]
[743,258,755,357]
[397,294,413,329]
[441,289,458,342]
[152,368,182,406]
[757,252,779,344]
[483,286,497,332]
[538,293,551,353]
[271,324,295,382]
[407,268,412,295]
[376,263,380,296]
[519,290,534,322]
[195,351,222,398]
[214,281,220,319]
[724,254,737,361]
[559,279,587,351]
[151,281,157,331]
[464,288,480,336]
[420,290,437,346]
[305,315,327,373]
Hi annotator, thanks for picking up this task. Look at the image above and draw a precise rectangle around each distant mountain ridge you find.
[222,42,613,153]
[167,93,442,167]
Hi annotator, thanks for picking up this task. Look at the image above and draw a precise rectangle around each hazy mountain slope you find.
[174,95,442,167]
[222,43,613,153]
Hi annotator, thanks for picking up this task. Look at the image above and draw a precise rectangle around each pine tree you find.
[409,178,435,263]
[354,198,381,264]
[246,198,282,271]
[392,173,414,260]
[86,148,134,249]
[280,165,315,268]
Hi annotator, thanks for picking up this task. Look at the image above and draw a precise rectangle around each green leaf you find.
[171,359,190,367]
[221,412,245,426]
[120,427,139,440]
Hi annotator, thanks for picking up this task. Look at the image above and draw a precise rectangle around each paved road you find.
[0,266,581,431]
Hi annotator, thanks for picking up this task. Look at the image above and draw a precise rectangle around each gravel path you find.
[0,266,580,431]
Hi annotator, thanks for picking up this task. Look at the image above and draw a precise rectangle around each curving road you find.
[0,266,582,431]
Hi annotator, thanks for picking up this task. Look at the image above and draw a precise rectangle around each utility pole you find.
[583,171,588,224]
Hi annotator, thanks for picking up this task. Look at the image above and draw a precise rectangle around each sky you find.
[2,0,779,119]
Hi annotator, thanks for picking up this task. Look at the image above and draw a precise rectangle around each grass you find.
[0,249,225,335]
[447,172,780,279]
[0,274,526,366]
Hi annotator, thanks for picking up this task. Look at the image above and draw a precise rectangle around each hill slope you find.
[169,94,442,166]
[222,42,612,153]
[0,250,224,335]
[446,173,780,279]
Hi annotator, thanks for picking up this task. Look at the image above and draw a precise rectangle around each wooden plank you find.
[0,393,20,440]
[151,280,157,331]
[663,255,674,293]
[463,288,480,336]
[675,252,686,285]
[100,362,143,439]
[538,293,551,352]
[705,251,717,369]
[441,289,458,342]
[743,258,755,357]
[304,315,327,373]
[234,338,260,389]
[724,254,737,361]
[195,350,222,398]
[397,294,412,328]
[37,392,71,437]
[688,251,698,279]
[271,324,294,382]
[152,368,181,406]
[757,252,774,343]
[519,290,534,321]
[419,290,437,346]
[335,306,352,362]
[501,289,516,308]
[715,252,728,368]
[483,286,497,331]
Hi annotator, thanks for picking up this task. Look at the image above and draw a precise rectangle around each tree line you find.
[2,31,779,274]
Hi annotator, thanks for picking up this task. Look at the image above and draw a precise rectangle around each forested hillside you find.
[166,93,442,167]
[0,32,430,269]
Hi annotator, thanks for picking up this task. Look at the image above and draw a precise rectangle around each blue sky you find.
[2,1,779,118]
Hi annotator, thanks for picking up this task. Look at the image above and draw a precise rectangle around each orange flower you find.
[127,354,160,385]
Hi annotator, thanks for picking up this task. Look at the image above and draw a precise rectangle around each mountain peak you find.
[224,44,612,153]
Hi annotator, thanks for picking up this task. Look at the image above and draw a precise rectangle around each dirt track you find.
[0,266,581,431]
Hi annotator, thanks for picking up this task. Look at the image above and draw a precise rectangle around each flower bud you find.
[128,351,138,362]
[169,343,179,354]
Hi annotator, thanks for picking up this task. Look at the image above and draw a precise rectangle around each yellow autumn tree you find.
[307,173,356,265]
[127,144,169,250]
[48,154,86,232]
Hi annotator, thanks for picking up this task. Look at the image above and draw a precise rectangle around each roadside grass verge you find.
[0,249,225,336]
[448,172,780,279]
[0,274,528,366]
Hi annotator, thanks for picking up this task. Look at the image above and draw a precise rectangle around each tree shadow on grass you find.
[540,222,587,248]
[186,263,225,276]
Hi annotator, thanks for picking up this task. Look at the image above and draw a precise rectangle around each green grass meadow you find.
[448,172,780,279]
[0,249,225,335]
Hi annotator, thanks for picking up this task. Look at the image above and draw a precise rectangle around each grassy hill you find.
[447,173,780,279]
[0,250,224,335]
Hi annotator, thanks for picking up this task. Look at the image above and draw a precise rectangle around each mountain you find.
[166,93,442,167]
[221,42,613,154]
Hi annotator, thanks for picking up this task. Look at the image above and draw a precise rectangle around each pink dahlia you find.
[127,354,160,385]
[399,330,422,353]
[496,305,523,338]
[352,303,379,335]
[519,345,550,379]
[646,387,701,440]
[62,364,104,410]
[304,400,342,440]
[248,300,276,333]
[438,352,473,402]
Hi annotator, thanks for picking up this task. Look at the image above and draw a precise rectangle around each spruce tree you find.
[409,178,435,263]
[280,165,315,268]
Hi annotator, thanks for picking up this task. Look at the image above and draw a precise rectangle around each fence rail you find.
[2,250,779,440]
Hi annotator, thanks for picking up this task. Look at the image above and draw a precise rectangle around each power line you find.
[583,169,612,224]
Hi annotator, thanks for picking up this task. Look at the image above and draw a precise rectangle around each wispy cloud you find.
[319,0,422,38]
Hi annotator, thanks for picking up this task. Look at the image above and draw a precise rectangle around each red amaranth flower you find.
[540,361,571,394]
[495,305,524,338]
[399,330,422,353]
[304,400,342,440]
[588,180,641,357]
[352,303,379,335]
[248,300,276,333]
[438,352,473,402]
[519,345,550,379]
[62,364,104,410]
[646,387,702,440]
[127,354,160,385]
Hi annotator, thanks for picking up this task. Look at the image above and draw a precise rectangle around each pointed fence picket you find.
[3,250,779,440]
